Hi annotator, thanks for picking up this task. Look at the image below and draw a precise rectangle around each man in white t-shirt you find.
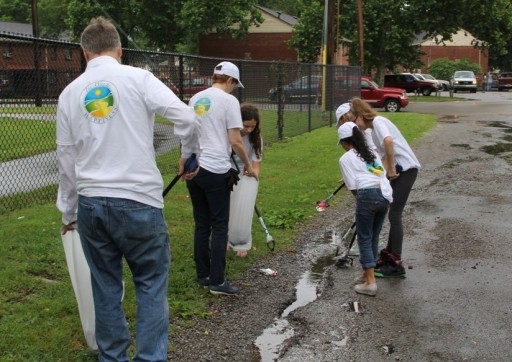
[187,61,255,296]
[56,17,199,361]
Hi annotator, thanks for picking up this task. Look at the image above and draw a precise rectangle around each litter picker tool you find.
[316,183,345,212]
[162,153,198,197]
[254,205,275,251]
[335,221,357,268]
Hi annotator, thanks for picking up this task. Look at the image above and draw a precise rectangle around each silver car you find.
[450,71,477,93]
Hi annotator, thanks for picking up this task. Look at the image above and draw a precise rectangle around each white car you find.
[416,73,450,91]
[450,71,477,93]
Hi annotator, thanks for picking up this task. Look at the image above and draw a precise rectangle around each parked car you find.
[384,73,439,96]
[497,72,512,92]
[316,76,409,112]
[360,77,409,112]
[179,76,212,100]
[415,73,450,91]
[268,75,321,102]
[450,71,477,93]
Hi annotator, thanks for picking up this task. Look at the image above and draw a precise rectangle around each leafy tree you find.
[0,0,31,23]
[38,0,70,38]
[287,0,323,63]
[429,58,482,81]
[64,0,262,52]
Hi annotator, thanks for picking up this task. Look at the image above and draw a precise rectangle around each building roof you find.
[256,5,298,27]
[0,21,33,36]
[413,29,478,47]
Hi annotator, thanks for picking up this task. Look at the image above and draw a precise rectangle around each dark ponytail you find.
[343,126,375,164]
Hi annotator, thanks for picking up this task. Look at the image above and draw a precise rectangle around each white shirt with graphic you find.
[56,56,199,223]
[339,149,393,203]
[189,87,242,174]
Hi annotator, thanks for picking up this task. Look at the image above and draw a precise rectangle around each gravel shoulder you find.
[169,97,512,362]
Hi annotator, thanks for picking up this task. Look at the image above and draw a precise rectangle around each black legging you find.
[387,168,418,259]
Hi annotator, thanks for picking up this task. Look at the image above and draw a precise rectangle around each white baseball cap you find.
[213,61,244,88]
[338,121,357,143]
[335,103,351,122]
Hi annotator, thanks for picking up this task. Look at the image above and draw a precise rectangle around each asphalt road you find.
[278,90,512,361]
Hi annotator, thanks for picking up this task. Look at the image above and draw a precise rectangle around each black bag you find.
[225,168,240,191]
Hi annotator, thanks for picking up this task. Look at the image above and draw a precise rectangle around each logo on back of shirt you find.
[366,161,385,176]
[192,97,212,116]
[81,81,119,124]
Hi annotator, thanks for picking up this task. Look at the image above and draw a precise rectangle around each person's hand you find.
[387,173,399,180]
[61,221,77,235]
[182,166,200,180]
[179,157,200,181]
[243,165,258,180]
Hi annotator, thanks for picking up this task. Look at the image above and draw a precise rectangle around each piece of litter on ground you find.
[259,268,277,276]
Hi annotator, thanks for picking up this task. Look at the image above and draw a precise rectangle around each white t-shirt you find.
[189,87,242,174]
[56,56,199,222]
[370,115,421,171]
[231,135,262,172]
[339,149,393,203]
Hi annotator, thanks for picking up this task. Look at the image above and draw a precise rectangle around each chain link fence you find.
[0,32,360,213]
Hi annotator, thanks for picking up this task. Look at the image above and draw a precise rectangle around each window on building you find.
[64,48,72,60]
[50,47,57,60]
[3,45,12,59]
[47,71,57,84]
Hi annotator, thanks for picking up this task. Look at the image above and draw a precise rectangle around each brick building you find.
[414,29,489,73]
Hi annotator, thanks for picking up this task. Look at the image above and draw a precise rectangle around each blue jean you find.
[355,188,390,269]
[78,196,170,362]
[186,167,231,286]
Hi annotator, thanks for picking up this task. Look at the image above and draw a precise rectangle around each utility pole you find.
[357,0,364,73]
[31,0,42,106]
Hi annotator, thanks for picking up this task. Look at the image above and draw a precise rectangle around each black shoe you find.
[375,263,406,278]
[198,277,210,287]
[209,281,239,296]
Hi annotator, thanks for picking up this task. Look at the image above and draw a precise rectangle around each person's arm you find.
[228,129,255,178]
[251,161,261,179]
[382,136,398,179]
[56,144,78,228]
[146,72,201,159]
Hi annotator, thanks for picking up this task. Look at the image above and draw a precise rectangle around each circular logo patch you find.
[81,81,119,124]
[193,97,212,116]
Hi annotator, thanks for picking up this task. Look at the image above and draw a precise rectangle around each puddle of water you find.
[481,142,512,155]
[486,121,512,128]
[255,255,336,361]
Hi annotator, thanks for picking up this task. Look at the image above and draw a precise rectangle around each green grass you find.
[0,112,437,361]
[0,118,57,162]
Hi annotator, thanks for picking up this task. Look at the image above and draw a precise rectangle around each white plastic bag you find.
[61,229,98,352]
[228,175,259,247]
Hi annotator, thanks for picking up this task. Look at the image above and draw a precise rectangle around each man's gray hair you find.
[80,17,121,54]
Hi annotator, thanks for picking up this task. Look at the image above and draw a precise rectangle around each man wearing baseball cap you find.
[213,61,244,88]
[186,61,254,296]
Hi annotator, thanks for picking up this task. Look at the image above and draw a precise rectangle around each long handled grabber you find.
[163,153,198,197]
[254,206,275,251]
[316,183,345,212]
[335,221,357,268]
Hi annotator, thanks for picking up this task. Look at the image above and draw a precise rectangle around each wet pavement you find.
[170,90,512,362]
